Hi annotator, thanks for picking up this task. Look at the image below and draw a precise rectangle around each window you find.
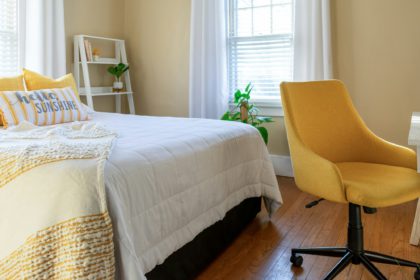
[228,0,294,104]
[0,0,19,76]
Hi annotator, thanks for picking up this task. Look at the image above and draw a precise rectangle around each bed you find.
[0,111,282,279]
[95,112,283,279]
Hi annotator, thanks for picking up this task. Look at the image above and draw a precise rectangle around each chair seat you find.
[336,162,420,208]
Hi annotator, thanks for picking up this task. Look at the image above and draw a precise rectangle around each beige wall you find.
[64,0,420,155]
[332,0,420,148]
[266,118,290,155]
[124,0,191,117]
[122,0,290,155]
[64,0,126,113]
[264,0,420,155]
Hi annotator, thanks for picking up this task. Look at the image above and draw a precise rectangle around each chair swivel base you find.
[290,204,420,280]
[291,247,420,280]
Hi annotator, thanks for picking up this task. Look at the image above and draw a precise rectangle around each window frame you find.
[227,0,294,117]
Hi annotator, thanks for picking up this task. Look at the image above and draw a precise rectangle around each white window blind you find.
[0,0,19,77]
[228,0,294,101]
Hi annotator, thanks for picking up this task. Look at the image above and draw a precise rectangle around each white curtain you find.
[293,0,333,81]
[189,0,228,119]
[21,0,66,78]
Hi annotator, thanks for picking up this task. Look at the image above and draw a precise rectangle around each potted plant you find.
[107,63,129,92]
[221,82,274,145]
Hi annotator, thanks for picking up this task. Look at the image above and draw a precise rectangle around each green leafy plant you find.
[221,82,274,144]
[107,63,129,81]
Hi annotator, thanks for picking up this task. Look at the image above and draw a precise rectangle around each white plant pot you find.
[113,81,124,90]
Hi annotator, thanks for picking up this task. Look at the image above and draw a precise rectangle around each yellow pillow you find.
[0,75,25,91]
[0,75,25,125]
[23,69,80,100]
[0,87,89,128]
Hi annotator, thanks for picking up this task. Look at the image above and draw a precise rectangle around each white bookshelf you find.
[73,35,135,114]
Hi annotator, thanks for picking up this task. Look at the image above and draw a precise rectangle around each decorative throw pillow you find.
[0,75,25,91]
[23,69,80,100]
[0,87,89,128]
[0,75,26,126]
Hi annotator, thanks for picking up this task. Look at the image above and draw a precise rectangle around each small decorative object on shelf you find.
[92,48,101,61]
[108,63,129,92]
[221,82,274,145]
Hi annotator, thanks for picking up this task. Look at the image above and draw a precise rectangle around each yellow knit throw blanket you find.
[0,121,116,279]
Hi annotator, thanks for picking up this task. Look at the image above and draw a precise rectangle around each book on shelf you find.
[83,39,93,61]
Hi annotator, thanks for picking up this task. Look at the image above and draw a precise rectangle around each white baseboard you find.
[270,154,294,177]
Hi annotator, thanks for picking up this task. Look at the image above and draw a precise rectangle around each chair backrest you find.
[281,80,371,163]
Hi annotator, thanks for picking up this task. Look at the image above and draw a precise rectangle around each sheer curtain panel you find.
[22,0,66,78]
[293,0,332,81]
[189,0,228,119]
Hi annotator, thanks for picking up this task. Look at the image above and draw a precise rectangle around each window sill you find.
[229,98,284,117]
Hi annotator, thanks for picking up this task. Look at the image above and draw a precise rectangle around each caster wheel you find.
[290,254,303,267]
[415,268,420,280]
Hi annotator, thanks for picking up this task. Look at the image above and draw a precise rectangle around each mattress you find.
[93,112,283,279]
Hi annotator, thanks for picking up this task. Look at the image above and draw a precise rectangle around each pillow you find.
[0,75,25,91]
[0,75,25,126]
[0,87,89,128]
[23,69,80,100]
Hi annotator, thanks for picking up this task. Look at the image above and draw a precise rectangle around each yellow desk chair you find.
[281,80,420,280]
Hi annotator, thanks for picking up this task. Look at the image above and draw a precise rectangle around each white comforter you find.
[95,112,283,279]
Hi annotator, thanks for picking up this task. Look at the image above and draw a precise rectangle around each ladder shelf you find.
[73,34,135,114]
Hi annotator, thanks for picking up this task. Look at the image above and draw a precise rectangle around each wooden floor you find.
[197,177,420,280]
